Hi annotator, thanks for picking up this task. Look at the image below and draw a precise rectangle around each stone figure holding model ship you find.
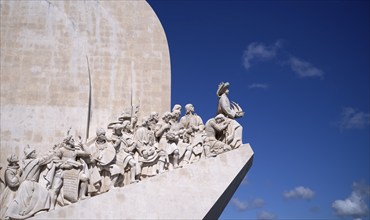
[216,82,245,149]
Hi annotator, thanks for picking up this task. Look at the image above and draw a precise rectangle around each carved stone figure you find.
[90,128,121,192]
[168,110,184,167]
[180,126,216,165]
[155,112,176,173]
[5,146,55,219]
[170,110,185,135]
[0,154,20,219]
[178,133,200,164]
[181,104,203,133]
[117,106,140,132]
[54,135,90,202]
[42,147,64,210]
[204,114,232,155]
[41,142,81,210]
[216,82,244,149]
[117,121,139,183]
[134,117,159,178]
[180,104,204,144]
[172,104,182,114]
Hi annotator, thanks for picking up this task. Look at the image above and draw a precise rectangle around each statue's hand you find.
[143,150,149,159]
[148,148,155,156]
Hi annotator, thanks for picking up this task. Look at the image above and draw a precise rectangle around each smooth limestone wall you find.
[0,0,170,172]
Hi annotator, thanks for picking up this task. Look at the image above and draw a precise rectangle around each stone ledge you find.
[32,144,254,219]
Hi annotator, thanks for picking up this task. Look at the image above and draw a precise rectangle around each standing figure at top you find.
[216,82,244,149]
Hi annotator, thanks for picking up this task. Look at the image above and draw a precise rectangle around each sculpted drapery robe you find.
[134,126,158,163]
[217,93,243,149]
[0,165,20,219]
[6,155,53,219]
[217,93,236,119]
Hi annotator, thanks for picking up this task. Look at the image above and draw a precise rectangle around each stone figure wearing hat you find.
[91,128,123,192]
[113,121,137,183]
[216,82,244,149]
[53,134,90,201]
[5,145,55,219]
[0,154,20,219]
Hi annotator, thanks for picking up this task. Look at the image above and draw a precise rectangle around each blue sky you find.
[148,1,369,219]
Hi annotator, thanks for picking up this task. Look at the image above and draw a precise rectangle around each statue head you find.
[140,116,149,127]
[185,104,194,114]
[7,153,19,164]
[113,124,124,135]
[149,112,159,122]
[217,82,230,97]
[122,120,131,132]
[215,114,226,123]
[62,127,75,146]
[24,145,36,159]
[172,109,181,121]
[96,128,107,142]
[172,104,182,113]
[119,109,132,122]
[162,111,172,123]
[63,134,74,145]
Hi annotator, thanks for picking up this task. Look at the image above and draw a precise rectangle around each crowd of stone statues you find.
[0,82,245,219]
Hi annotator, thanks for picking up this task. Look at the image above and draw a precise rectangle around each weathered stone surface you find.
[32,144,254,219]
[0,0,170,175]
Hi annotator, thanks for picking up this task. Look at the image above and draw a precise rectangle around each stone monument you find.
[0,1,254,219]
[0,0,171,169]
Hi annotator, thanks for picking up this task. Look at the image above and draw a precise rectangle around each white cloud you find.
[252,198,265,208]
[283,186,315,200]
[232,198,248,211]
[288,56,324,78]
[248,83,269,89]
[339,107,370,130]
[231,197,265,211]
[257,210,277,220]
[242,40,324,80]
[243,41,280,70]
[332,182,370,218]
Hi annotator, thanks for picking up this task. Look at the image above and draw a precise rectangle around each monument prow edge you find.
[32,144,254,219]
